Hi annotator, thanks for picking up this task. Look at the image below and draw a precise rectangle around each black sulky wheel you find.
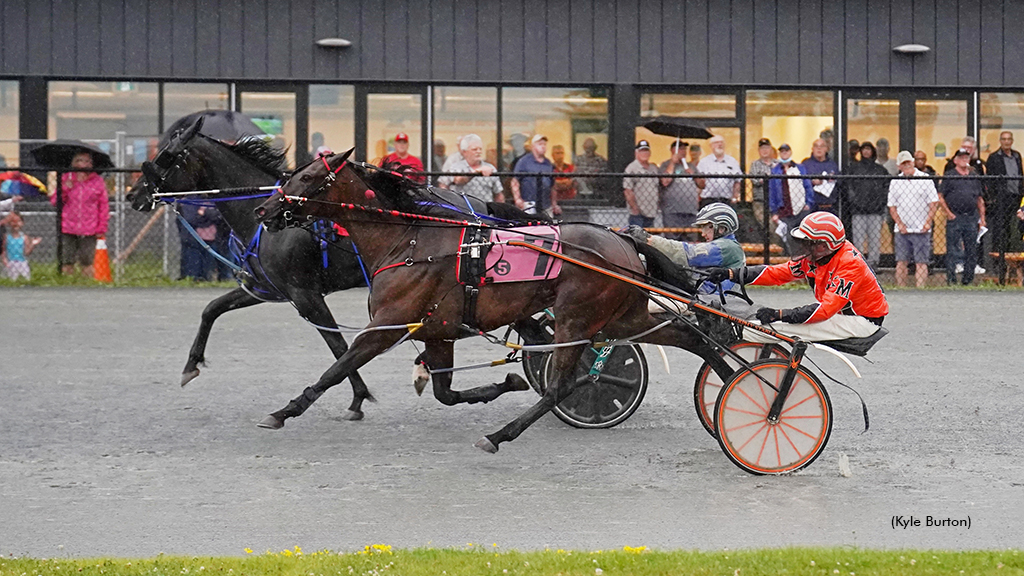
[516,313,648,429]
[714,359,832,475]
[693,342,788,438]
[540,343,648,429]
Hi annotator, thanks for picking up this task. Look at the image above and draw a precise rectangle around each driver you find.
[706,211,889,341]
[627,202,746,294]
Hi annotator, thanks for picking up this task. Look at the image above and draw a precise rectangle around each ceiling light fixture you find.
[893,44,930,54]
[315,38,352,48]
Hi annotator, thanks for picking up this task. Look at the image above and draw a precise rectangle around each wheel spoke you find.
[724,418,767,433]
[724,405,767,417]
[735,422,767,452]
[755,423,771,467]
[735,385,769,412]
[596,374,640,390]
[773,426,782,467]
[781,392,818,414]
[781,420,819,440]
[779,425,801,456]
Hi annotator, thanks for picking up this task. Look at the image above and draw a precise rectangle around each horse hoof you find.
[505,373,531,392]
[180,369,200,387]
[340,410,364,421]
[257,415,284,430]
[412,363,431,396]
[474,437,498,453]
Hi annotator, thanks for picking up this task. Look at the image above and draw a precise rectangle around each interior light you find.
[893,44,930,54]
[315,38,352,48]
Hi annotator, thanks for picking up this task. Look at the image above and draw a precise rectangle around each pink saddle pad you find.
[484,226,563,283]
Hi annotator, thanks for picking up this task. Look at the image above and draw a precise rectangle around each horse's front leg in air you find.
[182,287,263,387]
[423,340,531,406]
[475,342,588,453]
[288,288,376,421]
[257,325,405,430]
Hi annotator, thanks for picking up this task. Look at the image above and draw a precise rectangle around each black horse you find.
[130,120,376,420]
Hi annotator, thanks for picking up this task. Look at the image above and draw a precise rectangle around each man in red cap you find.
[382,132,425,183]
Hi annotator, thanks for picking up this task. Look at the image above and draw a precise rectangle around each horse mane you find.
[217,136,289,178]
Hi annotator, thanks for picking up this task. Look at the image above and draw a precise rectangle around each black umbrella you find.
[162,110,266,146]
[641,116,714,140]
[30,140,115,170]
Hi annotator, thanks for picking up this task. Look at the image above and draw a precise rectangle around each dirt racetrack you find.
[1,287,1022,557]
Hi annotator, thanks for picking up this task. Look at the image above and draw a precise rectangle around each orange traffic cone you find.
[94,236,113,283]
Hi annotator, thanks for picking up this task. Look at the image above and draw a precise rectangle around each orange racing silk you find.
[742,241,889,324]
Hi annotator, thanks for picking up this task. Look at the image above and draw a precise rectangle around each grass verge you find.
[1,547,1021,576]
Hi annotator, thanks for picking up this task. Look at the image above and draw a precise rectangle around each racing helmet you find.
[791,211,846,253]
[693,202,739,237]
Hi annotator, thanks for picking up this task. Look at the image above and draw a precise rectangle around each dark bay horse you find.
[253,150,735,452]
[130,122,375,420]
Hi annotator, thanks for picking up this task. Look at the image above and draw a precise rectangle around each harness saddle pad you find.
[457,225,563,284]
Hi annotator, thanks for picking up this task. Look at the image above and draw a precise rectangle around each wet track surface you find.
[1,288,1022,556]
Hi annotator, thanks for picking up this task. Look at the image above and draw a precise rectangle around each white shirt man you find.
[696,135,741,205]
[437,134,504,203]
[888,150,939,287]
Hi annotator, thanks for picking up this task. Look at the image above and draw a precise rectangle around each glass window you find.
[309,85,355,157]
[634,126,741,168]
[48,81,160,143]
[916,100,967,168]
[240,91,297,166]
[432,86,497,170]
[163,83,229,129]
[846,98,900,164]
[980,93,1024,159]
[745,91,834,167]
[366,92,423,165]
[0,81,18,167]
[641,93,736,119]
[502,87,609,170]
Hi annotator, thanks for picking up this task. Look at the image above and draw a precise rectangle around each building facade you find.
[1,0,1022,183]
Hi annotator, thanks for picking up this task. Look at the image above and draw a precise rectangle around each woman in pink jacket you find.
[50,151,109,278]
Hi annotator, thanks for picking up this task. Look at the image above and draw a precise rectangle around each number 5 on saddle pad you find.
[457,225,563,284]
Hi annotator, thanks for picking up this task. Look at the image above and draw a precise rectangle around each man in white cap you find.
[696,135,741,206]
[510,134,557,217]
[623,140,661,227]
[888,150,939,287]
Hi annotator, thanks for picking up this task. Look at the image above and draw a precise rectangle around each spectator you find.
[622,140,661,227]
[50,151,109,279]
[176,204,225,282]
[940,148,986,284]
[819,129,836,162]
[841,141,890,269]
[768,143,814,254]
[551,144,577,201]
[888,151,939,287]
[696,135,741,206]
[689,143,702,166]
[443,136,465,172]
[432,139,447,172]
[510,134,557,217]
[2,212,41,280]
[574,137,609,197]
[943,136,986,175]
[802,138,840,214]
[914,150,937,176]
[0,194,21,216]
[847,139,860,164]
[382,133,426,183]
[437,133,504,203]
[983,131,1024,279]
[659,140,701,236]
[876,138,898,175]
[749,138,779,227]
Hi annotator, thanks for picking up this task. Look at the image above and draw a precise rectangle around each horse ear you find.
[183,116,205,142]
[338,147,355,163]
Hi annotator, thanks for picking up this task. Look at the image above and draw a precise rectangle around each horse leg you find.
[423,341,531,406]
[475,342,588,453]
[288,289,376,421]
[257,327,405,430]
[181,287,263,387]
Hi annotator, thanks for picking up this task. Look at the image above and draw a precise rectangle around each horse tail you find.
[632,240,699,295]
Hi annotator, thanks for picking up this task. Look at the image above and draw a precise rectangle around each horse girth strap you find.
[459,227,490,328]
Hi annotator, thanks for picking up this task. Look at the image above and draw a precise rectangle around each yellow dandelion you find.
[244,549,253,554]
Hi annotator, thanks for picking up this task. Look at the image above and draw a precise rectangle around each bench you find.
[989,252,1024,285]
[741,243,783,255]
[746,255,790,265]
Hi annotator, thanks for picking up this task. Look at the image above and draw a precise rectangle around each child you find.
[2,212,41,280]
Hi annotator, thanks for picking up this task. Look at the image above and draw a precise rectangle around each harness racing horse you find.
[253,149,736,452]
[130,120,377,420]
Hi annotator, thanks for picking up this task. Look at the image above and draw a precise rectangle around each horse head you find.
[129,117,207,212]
[254,148,359,231]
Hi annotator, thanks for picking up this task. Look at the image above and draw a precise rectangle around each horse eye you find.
[300,173,313,182]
